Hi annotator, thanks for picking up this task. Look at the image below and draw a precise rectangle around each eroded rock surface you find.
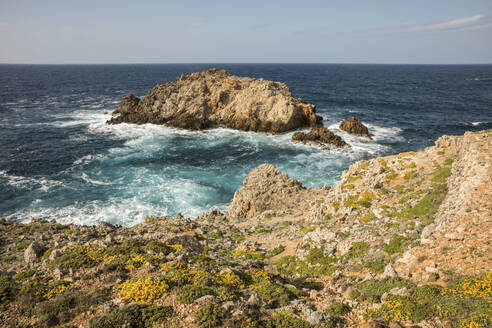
[339,117,372,138]
[108,68,321,133]
[227,164,326,220]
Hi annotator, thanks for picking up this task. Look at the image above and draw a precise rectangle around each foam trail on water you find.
[0,171,65,192]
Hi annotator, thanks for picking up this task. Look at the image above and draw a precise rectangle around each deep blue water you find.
[1,64,491,226]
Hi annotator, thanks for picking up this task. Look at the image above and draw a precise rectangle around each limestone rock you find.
[292,127,347,149]
[382,263,398,279]
[24,241,44,265]
[227,164,306,220]
[108,68,321,133]
[339,117,372,138]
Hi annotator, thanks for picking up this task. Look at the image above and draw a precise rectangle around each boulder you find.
[228,164,306,220]
[108,68,321,133]
[292,127,347,149]
[24,241,44,265]
[339,117,372,138]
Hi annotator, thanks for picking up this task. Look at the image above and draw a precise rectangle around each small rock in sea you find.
[292,127,347,149]
[339,116,372,139]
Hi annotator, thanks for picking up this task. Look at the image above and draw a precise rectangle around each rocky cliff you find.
[108,68,321,133]
[0,130,490,328]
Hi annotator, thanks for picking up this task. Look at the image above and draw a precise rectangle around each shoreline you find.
[0,129,490,327]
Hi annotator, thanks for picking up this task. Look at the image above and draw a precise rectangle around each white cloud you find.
[412,14,486,31]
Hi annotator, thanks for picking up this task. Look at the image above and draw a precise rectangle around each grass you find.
[90,304,173,328]
[344,242,369,259]
[266,311,313,328]
[384,235,406,255]
[363,259,386,273]
[276,246,338,277]
[350,278,416,303]
[360,213,376,223]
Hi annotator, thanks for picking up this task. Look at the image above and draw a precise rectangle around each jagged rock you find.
[24,241,44,264]
[228,164,305,220]
[292,127,347,149]
[114,93,140,115]
[382,264,398,279]
[339,117,372,138]
[108,68,321,133]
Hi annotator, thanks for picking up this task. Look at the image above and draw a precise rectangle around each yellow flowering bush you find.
[168,244,183,253]
[248,269,270,282]
[125,255,146,271]
[218,271,245,289]
[43,282,74,299]
[444,272,492,299]
[118,277,169,304]
[361,274,492,327]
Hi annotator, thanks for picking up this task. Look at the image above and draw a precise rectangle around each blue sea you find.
[1,64,491,226]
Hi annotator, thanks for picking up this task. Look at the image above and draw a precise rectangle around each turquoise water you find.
[1,64,491,225]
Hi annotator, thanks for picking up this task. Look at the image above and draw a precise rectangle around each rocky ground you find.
[0,130,490,328]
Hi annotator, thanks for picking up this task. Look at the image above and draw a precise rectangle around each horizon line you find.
[1,62,491,66]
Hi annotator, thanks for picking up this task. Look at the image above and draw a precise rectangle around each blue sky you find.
[0,0,491,64]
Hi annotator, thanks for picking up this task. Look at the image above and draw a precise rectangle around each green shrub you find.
[194,303,225,328]
[253,279,299,308]
[176,284,214,304]
[0,276,18,310]
[384,235,406,255]
[38,289,110,326]
[344,242,369,259]
[276,246,337,277]
[14,269,37,281]
[16,240,32,251]
[360,213,376,223]
[266,311,313,328]
[351,278,415,303]
[89,304,173,328]
[268,246,285,257]
[326,302,351,316]
[363,259,386,273]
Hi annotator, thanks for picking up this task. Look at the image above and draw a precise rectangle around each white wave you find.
[0,171,64,192]
[80,173,111,185]
[471,121,486,126]
[72,154,105,166]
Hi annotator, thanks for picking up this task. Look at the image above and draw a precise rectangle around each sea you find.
[1,64,491,226]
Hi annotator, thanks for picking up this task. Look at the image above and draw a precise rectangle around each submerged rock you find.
[292,127,347,149]
[339,117,372,138]
[108,68,321,133]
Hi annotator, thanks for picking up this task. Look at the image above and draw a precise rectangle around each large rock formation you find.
[227,164,326,220]
[108,68,321,133]
[339,117,372,138]
[292,127,348,149]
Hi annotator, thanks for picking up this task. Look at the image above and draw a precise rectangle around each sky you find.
[0,0,491,64]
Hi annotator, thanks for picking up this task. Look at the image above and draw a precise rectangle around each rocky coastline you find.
[0,130,490,328]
